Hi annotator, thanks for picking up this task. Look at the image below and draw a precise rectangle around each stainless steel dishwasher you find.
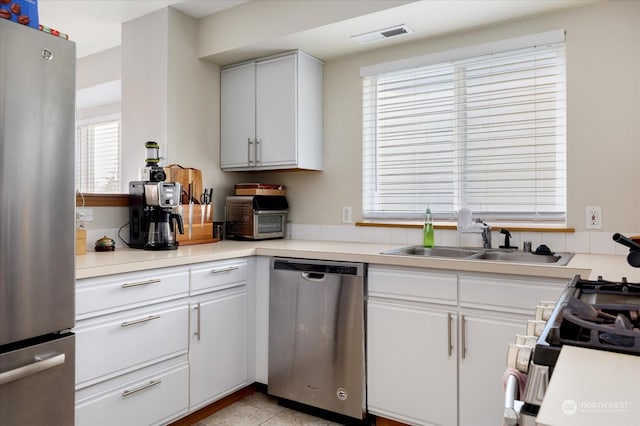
[268,257,366,420]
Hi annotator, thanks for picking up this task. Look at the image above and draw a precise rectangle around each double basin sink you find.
[381,245,574,266]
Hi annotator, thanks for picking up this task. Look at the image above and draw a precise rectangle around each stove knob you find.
[507,343,533,373]
[527,320,547,337]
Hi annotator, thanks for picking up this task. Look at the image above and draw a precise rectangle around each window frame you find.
[361,31,567,224]
[75,113,122,199]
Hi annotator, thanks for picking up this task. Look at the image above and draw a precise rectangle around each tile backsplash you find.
[288,224,633,256]
[81,224,633,256]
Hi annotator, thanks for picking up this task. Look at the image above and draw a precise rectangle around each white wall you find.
[121,8,169,189]
[253,0,640,232]
[120,8,242,219]
[76,46,120,90]
[83,1,640,249]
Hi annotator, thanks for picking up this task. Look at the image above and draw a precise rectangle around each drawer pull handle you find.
[122,278,161,288]
[121,314,160,328]
[122,379,162,398]
[210,266,239,274]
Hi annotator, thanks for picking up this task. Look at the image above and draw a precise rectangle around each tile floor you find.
[195,392,347,426]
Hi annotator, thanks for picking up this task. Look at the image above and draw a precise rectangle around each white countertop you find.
[75,239,640,281]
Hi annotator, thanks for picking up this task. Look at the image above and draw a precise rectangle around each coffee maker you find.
[129,141,184,250]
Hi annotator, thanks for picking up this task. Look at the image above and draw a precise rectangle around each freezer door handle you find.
[0,353,65,385]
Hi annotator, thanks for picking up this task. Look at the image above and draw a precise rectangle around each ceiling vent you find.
[351,24,414,45]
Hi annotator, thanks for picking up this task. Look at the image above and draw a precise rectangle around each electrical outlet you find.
[586,206,601,229]
[342,206,352,224]
[76,207,94,222]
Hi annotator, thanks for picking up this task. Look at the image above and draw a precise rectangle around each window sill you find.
[356,221,575,233]
[76,193,128,207]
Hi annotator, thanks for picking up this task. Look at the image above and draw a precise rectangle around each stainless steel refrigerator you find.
[0,19,76,425]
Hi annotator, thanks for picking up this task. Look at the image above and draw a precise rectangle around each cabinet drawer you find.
[369,265,457,305]
[76,266,189,319]
[75,360,189,426]
[459,274,566,312]
[190,258,248,294]
[75,301,189,387]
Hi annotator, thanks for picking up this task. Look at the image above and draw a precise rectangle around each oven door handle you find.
[504,373,520,426]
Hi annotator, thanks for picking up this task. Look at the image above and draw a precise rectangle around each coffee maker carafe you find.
[146,209,184,250]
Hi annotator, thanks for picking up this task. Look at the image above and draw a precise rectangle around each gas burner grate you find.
[554,297,640,354]
[576,278,640,294]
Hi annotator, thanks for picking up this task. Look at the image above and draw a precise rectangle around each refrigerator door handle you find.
[0,353,65,385]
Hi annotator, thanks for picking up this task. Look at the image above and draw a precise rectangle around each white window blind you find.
[75,118,121,193]
[363,41,566,222]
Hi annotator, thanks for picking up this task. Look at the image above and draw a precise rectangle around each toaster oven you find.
[225,195,288,240]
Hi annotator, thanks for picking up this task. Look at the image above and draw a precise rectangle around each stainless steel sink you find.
[381,245,574,266]
[381,245,481,258]
[470,250,573,265]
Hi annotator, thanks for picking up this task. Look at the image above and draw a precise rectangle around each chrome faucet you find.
[477,219,491,248]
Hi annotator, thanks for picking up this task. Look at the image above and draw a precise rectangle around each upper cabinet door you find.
[220,62,256,169]
[255,54,297,167]
[220,51,323,172]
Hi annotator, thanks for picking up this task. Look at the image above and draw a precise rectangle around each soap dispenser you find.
[423,207,434,247]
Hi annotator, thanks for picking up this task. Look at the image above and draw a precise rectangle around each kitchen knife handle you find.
[0,354,65,386]
[121,314,160,328]
[121,278,161,288]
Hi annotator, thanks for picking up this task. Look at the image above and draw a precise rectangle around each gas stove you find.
[534,276,640,365]
[517,275,640,424]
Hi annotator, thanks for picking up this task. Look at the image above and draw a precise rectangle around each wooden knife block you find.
[176,204,218,245]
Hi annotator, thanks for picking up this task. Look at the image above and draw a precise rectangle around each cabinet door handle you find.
[122,379,162,398]
[248,138,254,166]
[255,138,261,164]
[461,314,467,359]
[120,314,160,328]
[447,313,453,357]
[194,303,201,341]
[121,278,161,288]
[210,266,239,274]
[0,353,65,386]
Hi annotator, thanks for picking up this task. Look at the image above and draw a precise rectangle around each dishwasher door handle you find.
[301,272,326,282]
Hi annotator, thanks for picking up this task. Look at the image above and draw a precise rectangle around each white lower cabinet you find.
[457,311,526,426]
[189,286,248,411]
[75,356,189,426]
[75,301,189,387]
[367,299,457,426]
[75,267,190,426]
[75,258,254,426]
[188,258,250,411]
[367,265,567,426]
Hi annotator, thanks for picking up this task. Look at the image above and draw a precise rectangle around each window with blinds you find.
[75,118,121,194]
[362,40,566,222]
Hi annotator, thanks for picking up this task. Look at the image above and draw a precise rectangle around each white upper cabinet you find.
[220,51,323,171]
